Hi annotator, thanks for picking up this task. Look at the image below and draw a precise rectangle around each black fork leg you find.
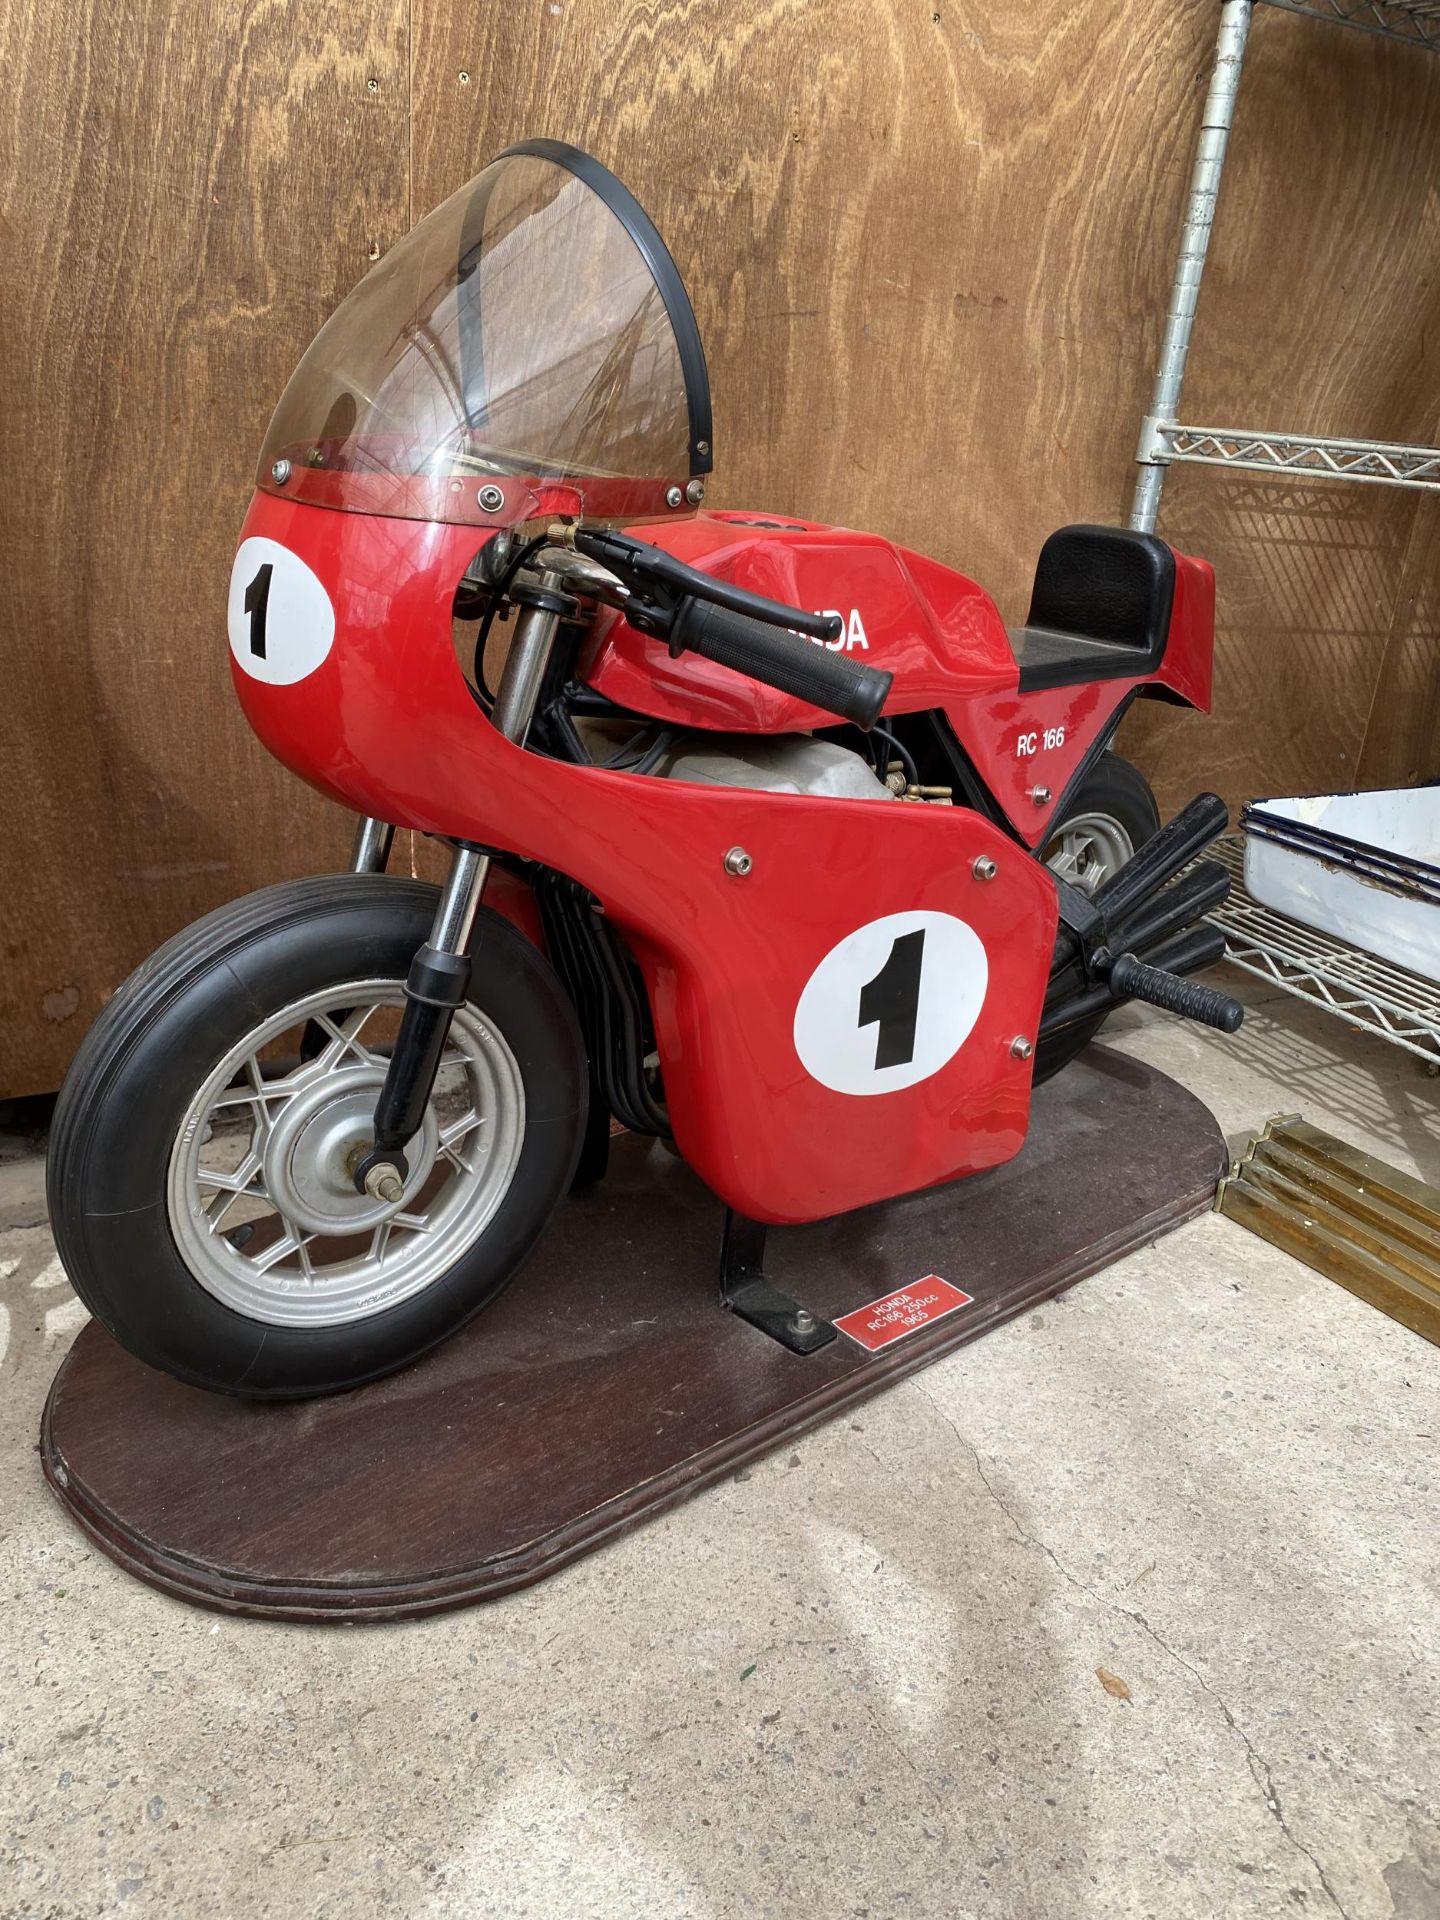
[352,845,490,1199]
[353,568,566,1199]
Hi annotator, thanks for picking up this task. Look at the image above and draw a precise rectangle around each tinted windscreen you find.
[258,146,708,525]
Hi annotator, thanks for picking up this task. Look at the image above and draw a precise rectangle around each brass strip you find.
[1268,1117,1440,1235]
[1239,1160,1439,1292]
[1246,1138,1439,1264]
[1217,1115,1440,1347]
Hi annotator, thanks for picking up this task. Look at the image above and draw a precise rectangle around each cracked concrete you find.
[1,978,1438,1918]
[910,1362,1363,1920]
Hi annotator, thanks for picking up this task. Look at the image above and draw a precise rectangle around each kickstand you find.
[719,1210,838,1354]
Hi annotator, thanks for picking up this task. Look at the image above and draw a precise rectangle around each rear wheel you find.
[1033,751,1160,1084]
[47,875,587,1398]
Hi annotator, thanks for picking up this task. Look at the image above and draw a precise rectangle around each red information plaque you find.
[833,1275,974,1352]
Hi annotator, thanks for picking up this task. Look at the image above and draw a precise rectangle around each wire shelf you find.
[1259,0,1440,51]
[1150,423,1440,490]
[1208,837,1440,1066]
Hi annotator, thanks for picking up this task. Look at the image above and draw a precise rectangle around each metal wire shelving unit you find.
[1208,838,1440,1065]
[1260,0,1440,52]
[1131,0,1440,533]
[1151,426,1440,491]
[1134,0,1439,1061]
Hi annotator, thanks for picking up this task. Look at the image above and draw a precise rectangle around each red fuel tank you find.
[581,509,1020,730]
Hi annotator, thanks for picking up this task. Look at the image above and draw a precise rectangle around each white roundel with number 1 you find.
[227,536,335,686]
[793,910,988,1096]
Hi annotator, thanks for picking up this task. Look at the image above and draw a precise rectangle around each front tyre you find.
[47,876,587,1398]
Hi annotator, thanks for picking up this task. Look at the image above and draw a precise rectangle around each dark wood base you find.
[41,1048,1225,1623]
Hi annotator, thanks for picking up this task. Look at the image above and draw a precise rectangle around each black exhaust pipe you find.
[1042,790,1242,1038]
[1049,791,1230,980]
[1094,791,1230,924]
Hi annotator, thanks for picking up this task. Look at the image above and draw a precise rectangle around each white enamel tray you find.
[1241,788,1440,985]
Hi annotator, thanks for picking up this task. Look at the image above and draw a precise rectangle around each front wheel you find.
[1033,751,1161,1085]
[47,875,587,1398]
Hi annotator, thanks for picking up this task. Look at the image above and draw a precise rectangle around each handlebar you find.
[568,526,893,730]
[573,528,841,640]
[671,598,893,731]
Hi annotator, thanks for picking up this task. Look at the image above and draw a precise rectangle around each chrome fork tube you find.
[490,572,564,745]
[420,572,567,962]
[430,844,491,954]
[350,817,395,874]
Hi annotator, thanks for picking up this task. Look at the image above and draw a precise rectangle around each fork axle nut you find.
[363,1165,406,1206]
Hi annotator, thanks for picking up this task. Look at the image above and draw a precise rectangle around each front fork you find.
[350,816,394,876]
[350,572,569,1201]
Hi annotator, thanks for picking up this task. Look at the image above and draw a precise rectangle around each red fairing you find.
[478,866,546,948]
[230,494,1057,1227]
[946,548,1215,848]
[583,513,1215,847]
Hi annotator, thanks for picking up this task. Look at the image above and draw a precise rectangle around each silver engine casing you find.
[652,733,896,801]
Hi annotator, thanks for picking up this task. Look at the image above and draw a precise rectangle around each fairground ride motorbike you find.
[47,140,1242,1398]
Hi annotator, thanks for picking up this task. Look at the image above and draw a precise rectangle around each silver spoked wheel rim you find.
[166,980,525,1329]
[1043,809,1136,896]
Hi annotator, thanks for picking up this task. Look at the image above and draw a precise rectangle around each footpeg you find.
[1042,923,1241,1036]
[1106,953,1243,1031]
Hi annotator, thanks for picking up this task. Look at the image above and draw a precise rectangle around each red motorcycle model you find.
[48,141,1241,1398]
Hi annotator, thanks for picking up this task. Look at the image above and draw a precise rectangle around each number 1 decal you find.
[227,536,335,686]
[793,910,987,1097]
[242,561,273,660]
[858,928,925,1069]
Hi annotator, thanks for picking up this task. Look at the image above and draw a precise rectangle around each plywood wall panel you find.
[410,0,1212,629]
[1173,8,1440,448]
[1354,494,1440,792]
[6,0,1440,1096]
[1121,4,1440,809]
[1123,476,1424,816]
[0,0,409,1096]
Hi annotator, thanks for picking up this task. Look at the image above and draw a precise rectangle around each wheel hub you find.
[261,1065,437,1238]
[167,979,527,1330]
[1044,809,1136,897]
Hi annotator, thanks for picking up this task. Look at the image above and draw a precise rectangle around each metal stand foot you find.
[719,1211,837,1354]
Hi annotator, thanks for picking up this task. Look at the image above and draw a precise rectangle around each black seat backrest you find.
[1025,524,1175,655]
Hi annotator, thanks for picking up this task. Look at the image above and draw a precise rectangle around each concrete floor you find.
[1,979,1437,1920]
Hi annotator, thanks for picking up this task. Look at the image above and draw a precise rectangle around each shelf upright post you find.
[1131,0,1256,532]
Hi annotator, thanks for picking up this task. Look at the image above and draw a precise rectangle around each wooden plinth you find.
[41,1048,1225,1623]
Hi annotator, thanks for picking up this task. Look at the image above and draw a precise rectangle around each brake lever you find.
[573,528,841,644]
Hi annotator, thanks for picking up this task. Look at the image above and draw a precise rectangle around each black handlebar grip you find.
[1107,952,1245,1032]
[673,597,893,729]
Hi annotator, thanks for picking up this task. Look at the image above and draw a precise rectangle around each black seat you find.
[1009,524,1175,692]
